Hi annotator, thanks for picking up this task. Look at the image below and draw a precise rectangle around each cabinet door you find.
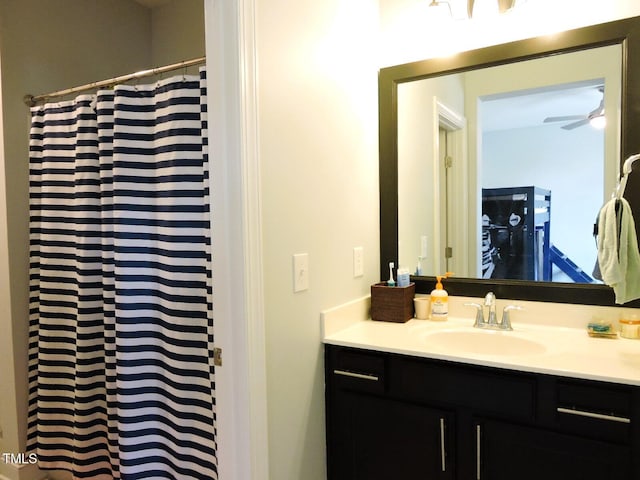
[327,390,454,480]
[476,419,631,480]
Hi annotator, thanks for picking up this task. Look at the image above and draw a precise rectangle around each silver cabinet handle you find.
[476,424,481,480]
[557,407,631,424]
[332,369,379,381]
[440,418,446,472]
[476,425,482,480]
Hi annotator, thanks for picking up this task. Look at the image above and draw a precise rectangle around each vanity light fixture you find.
[427,0,526,21]
[429,0,525,20]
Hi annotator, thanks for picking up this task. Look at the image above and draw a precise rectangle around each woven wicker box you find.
[370,282,415,323]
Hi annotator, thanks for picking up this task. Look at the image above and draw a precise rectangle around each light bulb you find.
[589,115,606,130]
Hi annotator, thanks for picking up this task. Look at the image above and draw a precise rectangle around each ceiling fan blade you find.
[561,118,590,130]
[543,115,585,123]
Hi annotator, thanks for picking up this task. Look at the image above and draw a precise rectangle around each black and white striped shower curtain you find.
[27,70,217,480]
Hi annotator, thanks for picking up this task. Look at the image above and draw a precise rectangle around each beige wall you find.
[151,0,205,65]
[4,2,640,480]
[398,74,465,275]
[256,0,381,478]
[0,1,202,479]
[258,1,640,480]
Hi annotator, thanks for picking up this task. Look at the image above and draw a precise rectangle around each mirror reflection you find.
[397,44,621,283]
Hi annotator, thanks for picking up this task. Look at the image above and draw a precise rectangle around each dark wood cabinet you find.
[326,346,454,479]
[329,391,454,480]
[477,418,631,480]
[325,345,640,480]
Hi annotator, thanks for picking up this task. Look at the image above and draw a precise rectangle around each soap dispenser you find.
[430,272,453,321]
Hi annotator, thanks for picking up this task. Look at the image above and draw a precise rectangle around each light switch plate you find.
[293,253,309,292]
[353,247,364,277]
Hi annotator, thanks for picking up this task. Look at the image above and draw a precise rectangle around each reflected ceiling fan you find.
[543,86,605,130]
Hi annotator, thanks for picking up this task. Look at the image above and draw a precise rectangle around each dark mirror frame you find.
[379,16,640,307]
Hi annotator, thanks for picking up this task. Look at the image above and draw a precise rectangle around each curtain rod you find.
[24,56,206,107]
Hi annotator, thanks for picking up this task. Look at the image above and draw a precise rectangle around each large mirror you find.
[379,16,640,306]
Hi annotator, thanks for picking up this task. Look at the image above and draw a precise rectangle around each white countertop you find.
[321,296,640,386]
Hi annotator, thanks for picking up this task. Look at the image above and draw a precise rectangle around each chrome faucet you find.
[464,292,522,331]
[484,292,497,326]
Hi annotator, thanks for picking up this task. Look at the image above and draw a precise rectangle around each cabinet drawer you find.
[557,380,632,417]
[397,358,535,421]
[328,347,386,394]
[554,380,632,443]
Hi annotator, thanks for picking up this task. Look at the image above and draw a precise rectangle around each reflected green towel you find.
[597,197,640,304]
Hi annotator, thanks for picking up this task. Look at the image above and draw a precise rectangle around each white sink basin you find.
[423,329,548,356]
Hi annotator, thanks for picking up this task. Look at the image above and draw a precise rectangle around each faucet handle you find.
[484,291,498,325]
[464,302,485,328]
[501,305,523,331]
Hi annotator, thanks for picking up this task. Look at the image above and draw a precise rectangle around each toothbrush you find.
[387,262,396,286]
[416,256,423,276]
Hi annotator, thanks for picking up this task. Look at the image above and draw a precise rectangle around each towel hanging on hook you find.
[593,153,640,303]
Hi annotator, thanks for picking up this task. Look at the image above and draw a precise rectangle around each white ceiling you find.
[481,81,605,132]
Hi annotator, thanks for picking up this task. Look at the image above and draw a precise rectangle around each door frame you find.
[205,0,269,479]
[433,98,469,277]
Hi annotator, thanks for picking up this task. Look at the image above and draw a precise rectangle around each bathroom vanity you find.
[322,300,640,480]
[352,14,640,478]
[325,344,638,479]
